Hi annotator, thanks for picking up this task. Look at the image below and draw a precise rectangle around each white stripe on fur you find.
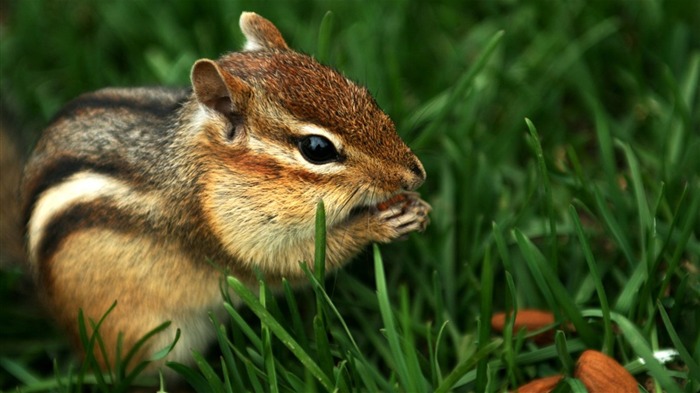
[27,172,135,264]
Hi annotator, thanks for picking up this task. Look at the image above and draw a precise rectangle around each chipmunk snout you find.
[403,160,426,191]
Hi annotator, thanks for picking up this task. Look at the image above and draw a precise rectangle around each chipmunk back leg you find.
[43,229,220,368]
[36,224,222,373]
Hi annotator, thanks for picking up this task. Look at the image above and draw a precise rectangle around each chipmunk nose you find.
[403,160,426,191]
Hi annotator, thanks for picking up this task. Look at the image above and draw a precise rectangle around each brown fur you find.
[21,12,431,380]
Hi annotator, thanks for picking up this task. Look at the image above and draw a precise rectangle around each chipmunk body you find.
[22,12,430,372]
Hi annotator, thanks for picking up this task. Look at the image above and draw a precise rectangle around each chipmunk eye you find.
[298,135,340,164]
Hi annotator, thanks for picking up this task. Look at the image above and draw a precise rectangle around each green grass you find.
[1,0,699,392]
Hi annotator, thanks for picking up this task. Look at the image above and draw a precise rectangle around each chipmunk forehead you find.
[216,51,395,139]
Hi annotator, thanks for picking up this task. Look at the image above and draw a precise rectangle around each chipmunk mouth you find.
[346,192,412,219]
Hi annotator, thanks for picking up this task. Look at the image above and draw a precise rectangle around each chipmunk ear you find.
[240,12,289,51]
[191,59,252,118]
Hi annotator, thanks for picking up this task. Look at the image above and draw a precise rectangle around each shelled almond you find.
[574,350,638,392]
[511,375,562,392]
[511,350,638,392]
[491,309,556,344]
[376,193,409,211]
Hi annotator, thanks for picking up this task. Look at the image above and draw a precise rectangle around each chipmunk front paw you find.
[370,192,431,242]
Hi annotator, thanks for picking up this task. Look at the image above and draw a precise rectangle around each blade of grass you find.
[373,244,417,392]
[314,200,326,287]
[282,279,309,352]
[227,275,334,391]
[52,359,67,392]
[116,322,175,390]
[313,314,334,379]
[316,11,334,63]
[563,377,589,393]
[284,368,310,393]
[260,285,279,393]
[581,309,682,393]
[223,302,263,351]
[492,221,513,272]
[219,357,233,393]
[310,200,335,382]
[191,350,225,393]
[649,182,682,286]
[333,360,349,391]
[346,355,382,393]
[300,265,395,392]
[399,285,425,391]
[96,322,116,387]
[149,328,180,362]
[0,357,41,386]
[514,229,596,345]
[434,339,502,393]
[658,179,700,299]
[412,30,504,149]
[617,141,655,321]
[210,314,246,393]
[569,205,613,353]
[525,118,558,269]
[503,271,519,388]
[657,300,700,382]
[426,321,437,387]
[592,186,636,267]
[615,259,650,320]
[618,141,652,242]
[454,339,589,389]
[666,53,700,169]
[476,247,494,392]
[77,303,117,389]
[554,331,574,376]
[516,338,587,364]
[513,229,557,314]
[121,321,173,370]
[166,361,211,392]
[583,93,618,198]
[299,264,362,355]
[312,200,330,371]
[244,359,265,393]
[432,270,447,329]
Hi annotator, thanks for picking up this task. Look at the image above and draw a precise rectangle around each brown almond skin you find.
[575,350,638,392]
[512,375,563,393]
[492,309,556,344]
[376,193,409,211]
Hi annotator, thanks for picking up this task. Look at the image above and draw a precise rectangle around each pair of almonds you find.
[490,310,637,392]
[514,350,638,392]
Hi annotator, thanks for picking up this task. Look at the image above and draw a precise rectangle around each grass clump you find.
[1,0,698,391]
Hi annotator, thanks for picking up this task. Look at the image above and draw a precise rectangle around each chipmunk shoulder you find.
[22,12,430,375]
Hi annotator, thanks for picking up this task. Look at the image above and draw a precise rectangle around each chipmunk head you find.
[189,12,426,277]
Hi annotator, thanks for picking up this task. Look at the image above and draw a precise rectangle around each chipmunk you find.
[21,12,430,375]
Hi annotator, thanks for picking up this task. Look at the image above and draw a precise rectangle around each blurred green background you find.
[1,0,698,391]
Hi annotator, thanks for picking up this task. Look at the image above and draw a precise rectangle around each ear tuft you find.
[240,12,289,51]
[191,59,252,117]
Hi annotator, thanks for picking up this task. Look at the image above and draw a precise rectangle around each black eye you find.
[298,135,340,164]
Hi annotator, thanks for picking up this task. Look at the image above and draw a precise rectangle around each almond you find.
[574,350,637,392]
[511,375,562,392]
[376,193,409,211]
[491,309,556,344]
